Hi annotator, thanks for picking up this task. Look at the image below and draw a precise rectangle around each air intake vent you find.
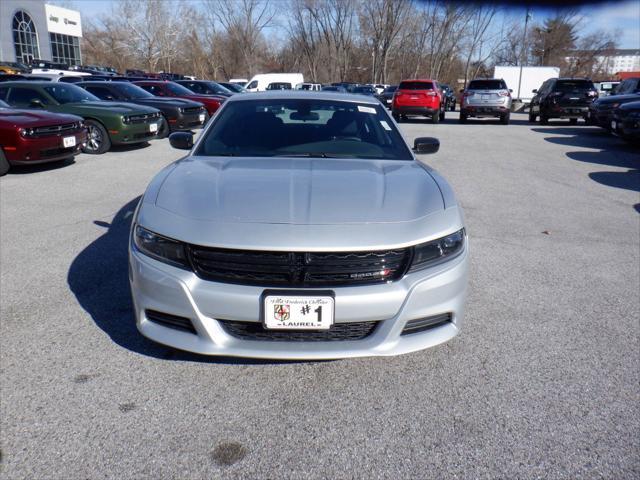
[145,310,196,334]
[401,313,452,336]
[219,320,379,342]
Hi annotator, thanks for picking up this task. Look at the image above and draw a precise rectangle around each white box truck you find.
[244,73,304,92]
[493,66,560,103]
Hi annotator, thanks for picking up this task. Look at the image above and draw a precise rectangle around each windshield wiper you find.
[280,152,350,158]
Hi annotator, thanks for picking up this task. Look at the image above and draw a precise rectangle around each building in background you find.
[0,1,83,66]
[592,49,640,75]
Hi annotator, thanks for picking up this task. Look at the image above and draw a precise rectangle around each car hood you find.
[594,94,640,106]
[153,156,444,225]
[182,94,225,103]
[132,97,202,109]
[0,108,81,127]
[64,101,158,115]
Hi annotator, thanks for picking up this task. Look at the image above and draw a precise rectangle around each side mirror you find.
[105,95,115,101]
[509,89,513,93]
[30,99,44,108]
[169,132,193,150]
[413,137,440,154]
[532,89,538,93]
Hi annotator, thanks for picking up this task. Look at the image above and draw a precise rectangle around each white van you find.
[245,73,304,92]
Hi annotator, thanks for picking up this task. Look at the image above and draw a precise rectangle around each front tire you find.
[431,111,440,124]
[393,112,401,123]
[450,101,456,112]
[459,113,467,124]
[528,112,537,123]
[569,118,578,125]
[82,120,111,155]
[0,150,10,176]
[540,114,549,125]
[439,108,445,121]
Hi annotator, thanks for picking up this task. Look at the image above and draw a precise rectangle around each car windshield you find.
[43,84,99,103]
[203,82,232,94]
[383,86,397,93]
[0,99,9,108]
[114,83,154,99]
[467,80,505,90]
[398,81,434,90]
[196,99,412,160]
[555,80,594,92]
[165,82,196,95]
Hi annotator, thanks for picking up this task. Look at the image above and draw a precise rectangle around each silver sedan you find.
[129,91,469,359]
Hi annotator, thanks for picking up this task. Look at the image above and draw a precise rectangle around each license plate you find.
[62,136,76,148]
[199,114,205,122]
[263,293,334,330]
[410,96,419,100]
[611,120,617,130]
[149,123,158,132]
[481,94,490,100]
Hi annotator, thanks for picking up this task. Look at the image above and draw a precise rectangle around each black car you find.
[439,84,456,111]
[529,78,598,124]
[321,85,347,93]
[176,80,233,97]
[611,77,640,96]
[588,93,640,129]
[611,101,640,143]
[77,81,206,137]
[218,82,246,93]
[375,85,397,109]
[351,85,376,96]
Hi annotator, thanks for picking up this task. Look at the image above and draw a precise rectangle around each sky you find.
[54,0,640,50]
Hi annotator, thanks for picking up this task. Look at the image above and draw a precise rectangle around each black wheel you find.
[82,120,111,154]
[439,108,445,121]
[392,112,400,122]
[528,112,537,123]
[431,111,440,124]
[569,118,578,125]
[500,113,510,125]
[157,115,170,139]
[450,101,456,112]
[459,113,467,124]
[540,114,549,125]
[0,150,10,176]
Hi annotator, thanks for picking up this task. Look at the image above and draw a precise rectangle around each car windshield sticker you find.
[380,120,392,131]
[357,105,376,114]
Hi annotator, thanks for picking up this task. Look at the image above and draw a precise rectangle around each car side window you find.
[139,85,159,95]
[186,83,201,93]
[7,87,49,108]
[85,86,114,99]
[0,87,8,101]
[246,81,258,89]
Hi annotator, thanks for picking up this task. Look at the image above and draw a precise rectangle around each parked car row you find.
[0,78,232,173]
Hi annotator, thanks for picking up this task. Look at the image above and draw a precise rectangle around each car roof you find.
[0,81,53,87]
[225,90,380,105]
[399,78,436,82]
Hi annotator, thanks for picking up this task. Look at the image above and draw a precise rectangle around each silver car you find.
[129,91,469,359]
[460,78,512,124]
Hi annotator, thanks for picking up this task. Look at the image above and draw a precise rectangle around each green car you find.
[0,82,163,154]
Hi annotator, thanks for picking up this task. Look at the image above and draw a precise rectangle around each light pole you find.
[516,7,532,101]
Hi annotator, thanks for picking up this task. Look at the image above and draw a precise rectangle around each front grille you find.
[181,106,204,114]
[32,122,78,137]
[187,246,411,287]
[219,320,379,342]
[124,113,160,124]
[39,146,76,158]
[401,313,452,335]
[145,309,196,334]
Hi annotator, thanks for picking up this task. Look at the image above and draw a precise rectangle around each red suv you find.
[0,99,87,175]
[392,79,445,124]
[133,81,225,118]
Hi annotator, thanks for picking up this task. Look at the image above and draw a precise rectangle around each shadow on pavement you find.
[8,157,75,175]
[67,196,297,365]
[588,170,640,192]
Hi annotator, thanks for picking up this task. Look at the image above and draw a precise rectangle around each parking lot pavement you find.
[1,112,638,479]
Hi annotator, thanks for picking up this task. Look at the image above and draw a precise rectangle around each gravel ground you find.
[1,113,639,479]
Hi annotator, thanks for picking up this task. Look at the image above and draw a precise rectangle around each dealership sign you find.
[45,4,82,37]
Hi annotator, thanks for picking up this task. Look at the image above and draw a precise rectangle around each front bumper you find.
[129,240,469,360]
[111,121,160,145]
[4,129,87,164]
[169,111,206,131]
[612,115,640,140]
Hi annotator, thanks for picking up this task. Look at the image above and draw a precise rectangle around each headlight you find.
[133,225,189,268]
[122,115,130,124]
[18,127,35,137]
[408,229,465,272]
